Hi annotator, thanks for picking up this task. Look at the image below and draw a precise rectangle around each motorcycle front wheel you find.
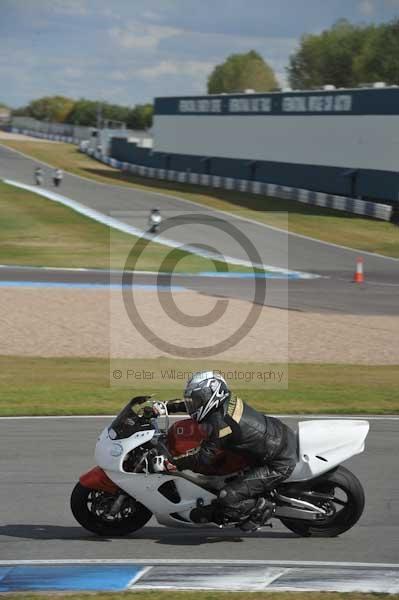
[70,482,152,537]
[279,465,365,537]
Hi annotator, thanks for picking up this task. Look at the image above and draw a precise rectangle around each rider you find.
[34,166,43,185]
[148,208,162,231]
[166,371,297,532]
[53,168,63,188]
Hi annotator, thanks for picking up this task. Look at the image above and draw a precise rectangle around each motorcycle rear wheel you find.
[70,482,152,537]
[279,466,365,537]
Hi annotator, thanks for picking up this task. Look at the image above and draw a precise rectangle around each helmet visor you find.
[184,394,203,419]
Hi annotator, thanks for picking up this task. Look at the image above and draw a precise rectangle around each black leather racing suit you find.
[168,396,297,518]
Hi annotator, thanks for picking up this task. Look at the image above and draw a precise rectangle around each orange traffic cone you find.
[354,257,364,283]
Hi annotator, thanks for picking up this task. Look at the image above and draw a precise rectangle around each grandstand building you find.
[111,86,399,203]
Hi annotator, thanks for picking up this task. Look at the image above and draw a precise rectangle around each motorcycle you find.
[71,396,369,538]
[148,211,162,234]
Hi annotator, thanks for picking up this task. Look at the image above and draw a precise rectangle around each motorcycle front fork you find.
[108,493,128,516]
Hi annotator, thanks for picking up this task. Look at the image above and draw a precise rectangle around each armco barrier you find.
[85,147,393,222]
[9,128,393,222]
[11,127,80,146]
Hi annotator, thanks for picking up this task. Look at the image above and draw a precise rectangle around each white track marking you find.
[0,264,98,272]
[1,560,397,594]
[260,569,291,589]
[2,178,317,279]
[127,566,152,587]
[0,414,397,421]
[0,559,398,568]
[0,264,312,279]
[133,567,290,592]
[2,142,398,263]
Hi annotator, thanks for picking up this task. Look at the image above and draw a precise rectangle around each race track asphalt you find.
[0,416,397,563]
[0,143,399,315]
[0,144,398,562]
[1,265,399,315]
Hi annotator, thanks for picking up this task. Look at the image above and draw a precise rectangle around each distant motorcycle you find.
[148,209,162,234]
[34,168,43,186]
[71,396,369,538]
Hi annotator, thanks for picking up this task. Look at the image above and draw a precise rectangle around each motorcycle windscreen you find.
[109,398,155,440]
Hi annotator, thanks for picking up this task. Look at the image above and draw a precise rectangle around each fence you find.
[85,147,393,222]
[9,127,393,222]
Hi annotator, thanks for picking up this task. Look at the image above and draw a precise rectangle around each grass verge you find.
[1,356,398,415]
[1,592,396,600]
[0,180,258,273]
[2,139,399,258]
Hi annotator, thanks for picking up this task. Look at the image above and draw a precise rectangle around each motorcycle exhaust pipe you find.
[276,493,327,514]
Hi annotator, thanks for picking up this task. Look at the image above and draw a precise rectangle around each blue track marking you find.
[192,271,304,279]
[0,281,186,291]
[1,562,398,593]
[0,565,145,592]
[0,567,13,584]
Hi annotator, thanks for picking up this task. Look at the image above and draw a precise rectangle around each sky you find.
[1,0,399,108]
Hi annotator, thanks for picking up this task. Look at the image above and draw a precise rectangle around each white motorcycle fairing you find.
[287,419,369,482]
[95,427,217,527]
[94,418,369,527]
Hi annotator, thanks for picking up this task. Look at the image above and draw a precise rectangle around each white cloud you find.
[357,0,399,15]
[142,9,164,22]
[109,21,181,50]
[64,67,83,79]
[358,0,375,16]
[109,70,130,82]
[136,60,214,79]
[48,0,90,16]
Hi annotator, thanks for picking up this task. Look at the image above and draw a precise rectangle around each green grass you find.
[2,591,396,600]
[0,179,258,273]
[0,356,398,415]
[2,139,399,258]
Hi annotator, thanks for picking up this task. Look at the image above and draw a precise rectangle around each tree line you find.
[287,18,399,90]
[13,97,153,130]
[5,17,399,125]
[208,18,399,93]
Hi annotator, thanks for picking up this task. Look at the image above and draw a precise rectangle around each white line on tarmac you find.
[0,559,398,568]
[3,178,316,279]
[2,141,398,264]
[0,414,397,421]
[127,566,152,587]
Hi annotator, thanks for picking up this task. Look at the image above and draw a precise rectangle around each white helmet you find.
[183,371,230,423]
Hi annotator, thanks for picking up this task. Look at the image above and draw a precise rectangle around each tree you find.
[26,95,75,122]
[102,102,131,124]
[12,94,153,129]
[287,20,372,89]
[126,104,153,130]
[11,105,29,116]
[288,18,399,89]
[66,99,97,126]
[207,50,278,94]
[353,19,399,85]
[66,99,133,127]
